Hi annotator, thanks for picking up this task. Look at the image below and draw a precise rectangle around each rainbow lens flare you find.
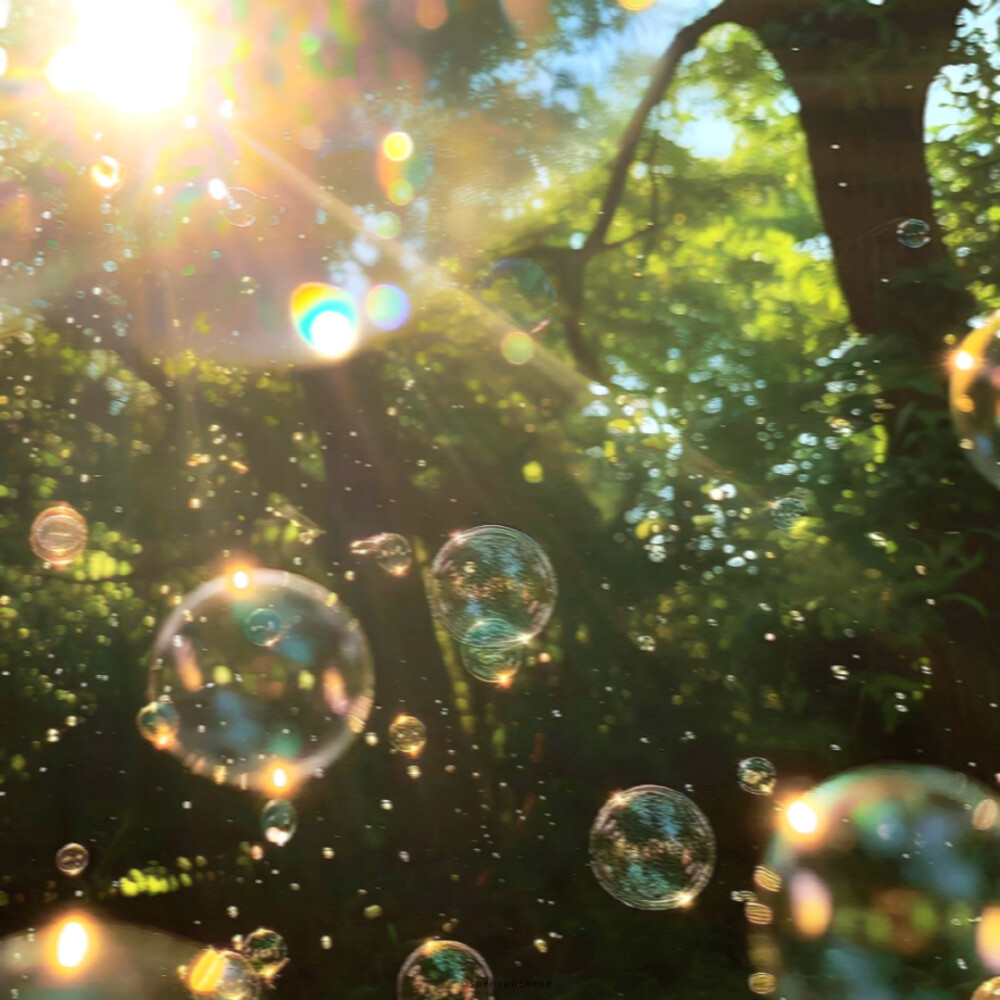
[364,284,410,332]
[289,283,359,359]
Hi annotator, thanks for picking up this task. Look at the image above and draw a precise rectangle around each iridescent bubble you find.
[350,532,413,577]
[146,568,374,792]
[30,502,88,568]
[896,218,932,249]
[950,312,1000,489]
[136,699,181,749]
[388,714,426,757]
[187,948,261,1000]
[738,757,777,796]
[365,284,411,332]
[396,940,493,1000]
[427,525,557,647]
[240,928,288,984]
[769,496,807,530]
[289,282,359,359]
[221,187,262,228]
[460,640,525,684]
[373,211,402,238]
[242,607,286,648]
[589,784,716,910]
[261,799,297,847]
[476,258,556,335]
[500,330,535,365]
[55,842,89,877]
[760,765,1000,1000]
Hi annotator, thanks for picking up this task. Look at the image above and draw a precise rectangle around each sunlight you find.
[55,919,90,970]
[46,0,195,115]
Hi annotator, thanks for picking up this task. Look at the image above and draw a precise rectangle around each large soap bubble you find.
[396,940,493,1000]
[427,526,557,648]
[757,764,1000,1000]
[950,312,1000,489]
[589,784,716,910]
[30,502,88,567]
[146,568,374,793]
[476,258,556,335]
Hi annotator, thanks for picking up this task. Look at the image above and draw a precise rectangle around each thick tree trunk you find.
[737,0,975,351]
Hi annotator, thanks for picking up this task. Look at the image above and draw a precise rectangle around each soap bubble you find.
[759,765,1000,1000]
[240,928,288,984]
[950,312,1000,489]
[187,948,261,1000]
[896,218,931,249]
[146,568,374,792]
[975,978,1000,1000]
[476,258,556,335]
[261,799,297,846]
[396,940,493,1000]
[221,187,262,228]
[55,842,89,877]
[242,608,286,648]
[769,496,807,530]
[350,533,413,577]
[29,502,88,567]
[427,525,557,647]
[365,284,411,332]
[589,784,716,910]
[136,699,180,749]
[738,757,777,796]
[388,714,427,756]
[460,641,525,683]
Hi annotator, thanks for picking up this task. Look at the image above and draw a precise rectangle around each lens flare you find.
[365,284,410,332]
[55,920,89,970]
[382,131,414,163]
[46,0,195,115]
[290,282,359,358]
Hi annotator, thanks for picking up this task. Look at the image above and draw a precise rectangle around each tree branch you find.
[584,0,743,253]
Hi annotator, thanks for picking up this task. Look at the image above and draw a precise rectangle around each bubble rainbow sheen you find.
[289,282,359,358]
[364,284,410,332]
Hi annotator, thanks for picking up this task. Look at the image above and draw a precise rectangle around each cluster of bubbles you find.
[350,533,413,577]
[737,757,777,796]
[144,568,375,793]
[55,842,90,877]
[29,502,88,568]
[950,311,1000,490]
[476,258,556,336]
[184,927,287,1000]
[757,765,1000,999]
[396,940,493,1000]
[588,785,716,910]
[388,714,427,757]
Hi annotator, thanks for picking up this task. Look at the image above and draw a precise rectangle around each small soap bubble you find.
[407,765,420,779]
[738,757,777,796]
[241,927,288,985]
[769,496,807,530]
[388,714,427,756]
[397,941,492,1000]
[589,785,715,909]
[89,156,122,190]
[364,285,410,333]
[221,187,262,228]
[320,935,332,950]
[136,699,181,749]
[950,312,1000,490]
[428,525,557,647]
[460,641,525,683]
[262,799,297,847]
[55,842,89,877]
[533,938,548,954]
[747,972,777,995]
[350,533,413,577]
[896,218,931,249]
[322,846,335,860]
[242,607,286,648]
[476,258,556,335]
[30,502,88,567]
[186,948,260,1000]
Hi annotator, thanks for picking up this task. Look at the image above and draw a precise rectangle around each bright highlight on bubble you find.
[90,155,122,190]
[364,285,410,332]
[289,282,359,359]
[207,178,229,201]
[46,0,195,115]
[382,131,414,163]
